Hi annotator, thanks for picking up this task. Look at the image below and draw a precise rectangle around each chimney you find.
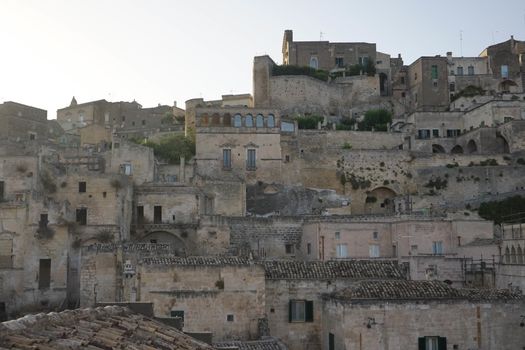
[173,101,177,107]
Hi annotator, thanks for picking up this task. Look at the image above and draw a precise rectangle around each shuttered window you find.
[288,300,313,323]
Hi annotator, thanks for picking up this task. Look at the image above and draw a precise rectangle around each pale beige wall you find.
[322,299,525,350]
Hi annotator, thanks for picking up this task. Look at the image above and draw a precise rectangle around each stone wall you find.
[322,298,525,350]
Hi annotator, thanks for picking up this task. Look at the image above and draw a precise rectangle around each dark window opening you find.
[418,336,447,350]
[329,333,335,350]
[0,302,6,322]
[246,149,256,170]
[39,214,48,228]
[78,181,86,193]
[170,310,185,328]
[137,206,144,224]
[0,181,4,200]
[288,300,313,322]
[307,243,311,255]
[223,149,232,169]
[154,206,162,224]
[285,155,290,163]
[142,120,146,125]
[150,239,157,244]
[39,258,51,290]
[431,65,438,79]
[285,244,294,254]
[335,57,344,68]
[29,133,36,140]
[76,208,87,226]
[227,314,234,322]
[102,191,107,198]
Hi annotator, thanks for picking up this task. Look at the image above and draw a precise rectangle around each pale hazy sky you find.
[1,0,524,118]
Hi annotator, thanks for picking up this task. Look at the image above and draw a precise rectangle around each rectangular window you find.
[170,310,185,328]
[227,314,234,322]
[0,238,13,269]
[329,333,335,350]
[449,83,455,92]
[446,129,461,137]
[137,206,144,224]
[78,181,86,193]
[0,181,4,200]
[431,65,438,79]
[122,164,132,175]
[246,149,256,170]
[400,76,405,84]
[285,244,294,254]
[373,231,378,240]
[468,66,474,75]
[38,259,51,290]
[501,65,509,78]
[457,66,463,76]
[29,133,36,140]
[289,300,313,323]
[307,243,311,255]
[369,244,380,258]
[432,129,439,138]
[223,149,232,169]
[154,206,162,224]
[418,336,447,350]
[336,244,348,258]
[432,241,444,255]
[335,57,344,68]
[334,231,340,239]
[142,120,146,125]
[417,129,431,139]
[76,208,87,225]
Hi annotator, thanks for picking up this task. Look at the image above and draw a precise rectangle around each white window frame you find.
[369,244,380,258]
[336,243,348,258]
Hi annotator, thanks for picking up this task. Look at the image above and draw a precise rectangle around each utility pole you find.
[460,30,463,57]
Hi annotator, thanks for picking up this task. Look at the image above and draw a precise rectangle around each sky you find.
[0,0,524,118]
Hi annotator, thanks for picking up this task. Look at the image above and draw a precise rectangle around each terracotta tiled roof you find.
[0,306,215,349]
[327,280,524,302]
[142,256,252,266]
[263,260,404,280]
[215,337,287,350]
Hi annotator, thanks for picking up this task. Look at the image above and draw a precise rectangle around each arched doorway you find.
[450,145,464,154]
[432,144,446,154]
[496,135,510,153]
[365,187,396,214]
[467,140,478,154]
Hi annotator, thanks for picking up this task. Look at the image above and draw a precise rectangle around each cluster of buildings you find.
[1,30,525,349]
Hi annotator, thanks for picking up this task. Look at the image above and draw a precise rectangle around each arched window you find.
[234,114,242,127]
[505,247,511,263]
[245,114,253,127]
[511,246,517,264]
[309,57,318,69]
[256,114,264,128]
[518,245,523,264]
[267,114,275,128]
[223,114,231,126]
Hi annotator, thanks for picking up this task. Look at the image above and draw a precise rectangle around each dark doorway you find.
[329,333,335,350]
[154,206,162,224]
[76,208,87,225]
[39,259,51,290]
[137,206,144,224]
[0,302,6,322]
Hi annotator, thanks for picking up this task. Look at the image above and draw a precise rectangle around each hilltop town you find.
[1,30,525,350]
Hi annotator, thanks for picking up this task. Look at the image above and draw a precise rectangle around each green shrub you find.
[135,134,195,165]
[336,118,356,130]
[295,115,323,129]
[342,142,352,150]
[424,177,448,190]
[358,109,392,131]
[272,65,329,81]
[478,196,525,224]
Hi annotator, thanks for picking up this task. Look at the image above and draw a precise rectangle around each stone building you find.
[57,97,184,140]
[282,30,377,73]
[0,101,53,142]
[322,280,524,350]
[480,35,525,92]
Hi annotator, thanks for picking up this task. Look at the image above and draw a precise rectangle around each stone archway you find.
[499,79,518,93]
[450,145,464,154]
[365,187,396,214]
[496,135,510,153]
[467,140,478,154]
[140,231,186,256]
[432,144,446,154]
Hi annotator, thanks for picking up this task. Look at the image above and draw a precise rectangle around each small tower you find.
[70,96,77,106]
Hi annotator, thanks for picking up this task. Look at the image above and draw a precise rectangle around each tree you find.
[358,109,392,131]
